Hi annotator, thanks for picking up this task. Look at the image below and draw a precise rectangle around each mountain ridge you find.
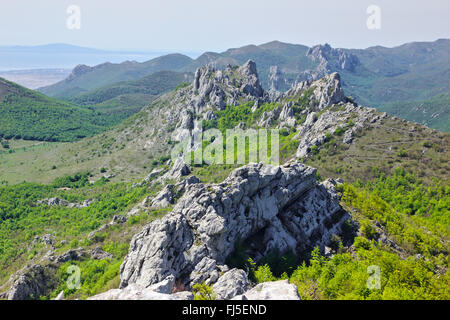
[0,60,447,301]
[38,39,450,131]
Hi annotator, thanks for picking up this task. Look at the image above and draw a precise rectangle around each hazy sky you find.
[1,0,449,52]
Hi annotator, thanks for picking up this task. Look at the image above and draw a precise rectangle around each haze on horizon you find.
[1,0,449,53]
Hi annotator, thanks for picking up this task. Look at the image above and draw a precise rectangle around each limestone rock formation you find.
[268,65,285,92]
[285,72,346,111]
[88,277,193,300]
[37,197,95,209]
[232,280,300,300]
[119,161,351,293]
[295,102,386,158]
[212,269,249,300]
[306,44,359,77]
[6,264,58,300]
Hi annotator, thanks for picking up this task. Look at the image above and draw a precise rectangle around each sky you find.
[1,0,449,53]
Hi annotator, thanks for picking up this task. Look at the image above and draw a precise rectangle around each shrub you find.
[397,149,408,157]
[192,282,216,300]
[254,264,276,283]
[335,127,345,136]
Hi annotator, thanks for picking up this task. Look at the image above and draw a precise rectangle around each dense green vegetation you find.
[0,173,152,286]
[0,142,448,300]
[0,77,114,142]
[287,172,449,300]
[199,101,299,165]
[48,242,129,300]
[0,72,193,143]
[224,168,449,300]
[192,282,217,300]
[203,101,277,133]
[70,71,191,106]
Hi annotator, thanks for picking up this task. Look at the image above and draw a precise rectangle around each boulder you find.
[212,269,249,300]
[88,276,193,300]
[119,162,351,290]
[232,280,300,300]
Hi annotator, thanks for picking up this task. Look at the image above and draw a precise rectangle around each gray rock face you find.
[37,197,95,209]
[88,275,195,300]
[143,168,165,183]
[268,65,285,92]
[232,280,300,300]
[151,185,175,209]
[162,158,191,181]
[90,247,113,260]
[306,43,360,77]
[238,60,264,98]
[4,244,117,300]
[119,162,351,291]
[212,269,249,300]
[295,102,382,158]
[88,278,193,300]
[7,264,57,300]
[53,248,86,263]
[285,72,346,111]
[33,234,55,246]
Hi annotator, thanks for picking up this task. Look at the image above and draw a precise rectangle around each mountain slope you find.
[0,77,110,142]
[0,61,447,301]
[0,70,194,142]
[39,54,194,98]
[1,61,448,185]
[69,70,193,118]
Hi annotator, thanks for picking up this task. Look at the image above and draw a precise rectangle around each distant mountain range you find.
[38,39,450,131]
[0,43,180,70]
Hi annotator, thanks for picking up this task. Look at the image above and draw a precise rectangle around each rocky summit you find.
[113,161,350,299]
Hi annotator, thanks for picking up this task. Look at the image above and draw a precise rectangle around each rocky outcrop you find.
[285,72,346,111]
[305,44,359,78]
[295,102,386,158]
[151,175,201,209]
[191,60,264,113]
[50,247,86,263]
[65,64,92,82]
[90,247,114,260]
[3,244,116,300]
[37,197,95,209]
[6,264,58,300]
[268,65,285,92]
[161,157,191,181]
[119,161,351,293]
[238,60,264,98]
[88,276,193,300]
[212,269,249,300]
[151,185,175,209]
[232,280,300,300]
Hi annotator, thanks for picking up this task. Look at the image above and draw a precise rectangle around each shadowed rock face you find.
[119,161,352,291]
[6,265,58,300]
